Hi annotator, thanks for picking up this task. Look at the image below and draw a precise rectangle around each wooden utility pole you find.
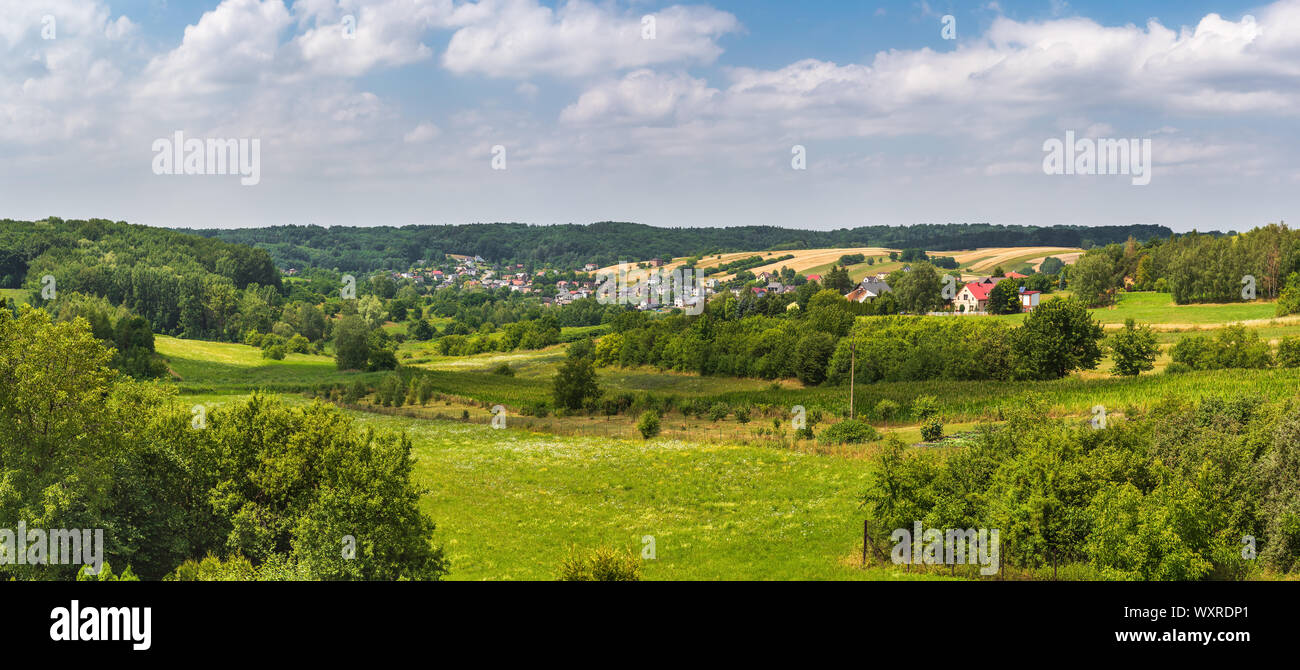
[849,342,856,420]
[862,520,868,567]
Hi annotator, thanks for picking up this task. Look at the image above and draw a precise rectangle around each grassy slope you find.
[0,288,29,304]
[157,294,1300,580]
[188,391,932,580]
[155,335,387,390]
[990,291,1283,326]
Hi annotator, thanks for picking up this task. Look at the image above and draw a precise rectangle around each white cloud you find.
[2,0,1299,230]
[560,69,716,125]
[286,0,452,78]
[136,0,292,98]
[441,0,740,78]
[515,81,539,99]
[403,122,441,143]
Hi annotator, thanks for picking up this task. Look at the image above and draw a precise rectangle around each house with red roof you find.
[955,281,994,313]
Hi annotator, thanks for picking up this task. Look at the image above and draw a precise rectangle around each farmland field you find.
[595,245,1082,283]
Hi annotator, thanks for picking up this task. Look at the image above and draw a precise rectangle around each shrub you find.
[636,411,661,439]
[874,399,900,425]
[1278,337,1300,368]
[912,395,939,421]
[1171,326,1272,371]
[524,401,550,418]
[259,333,286,350]
[817,419,880,445]
[262,344,287,360]
[287,334,311,354]
[491,362,515,376]
[558,545,642,581]
[920,419,943,442]
[367,347,398,372]
[1109,318,1158,376]
[733,407,751,424]
[707,403,729,422]
[344,379,369,403]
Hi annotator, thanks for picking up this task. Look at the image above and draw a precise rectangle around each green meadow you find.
[0,288,28,304]
[992,291,1283,326]
[155,335,387,392]
[150,291,1300,580]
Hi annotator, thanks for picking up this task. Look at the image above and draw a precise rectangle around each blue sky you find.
[1,0,1296,233]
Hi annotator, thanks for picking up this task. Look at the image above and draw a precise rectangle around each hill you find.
[599,245,1084,282]
[186,221,1172,273]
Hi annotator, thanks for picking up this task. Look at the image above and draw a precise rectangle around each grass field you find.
[155,335,388,391]
[156,298,1300,580]
[307,400,946,580]
[991,291,1287,327]
[0,288,29,304]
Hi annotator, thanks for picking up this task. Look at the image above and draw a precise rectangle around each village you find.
[309,251,1051,315]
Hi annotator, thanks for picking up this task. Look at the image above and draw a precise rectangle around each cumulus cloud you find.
[441,0,741,78]
[2,0,1299,228]
[0,0,136,144]
[560,5,1300,139]
[403,122,441,143]
[561,69,717,125]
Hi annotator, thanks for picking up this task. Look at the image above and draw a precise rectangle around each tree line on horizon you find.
[186,221,1178,274]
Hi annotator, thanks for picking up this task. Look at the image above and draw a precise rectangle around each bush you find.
[706,403,729,422]
[1278,337,1300,368]
[262,344,287,360]
[1171,326,1272,371]
[491,362,515,376]
[920,419,943,442]
[558,545,642,581]
[912,395,939,421]
[817,419,880,445]
[874,399,900,424]
[733,407,751,424]
[367,347,398,372]
[524,401,550,417]
[1109,318,1158,376]
[284,334,309,354]
[636,411,661,439]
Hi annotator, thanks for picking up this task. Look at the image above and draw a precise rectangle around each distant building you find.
[955,282,994,313]
[845,279,892,304]
[1019,290,1042,312]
